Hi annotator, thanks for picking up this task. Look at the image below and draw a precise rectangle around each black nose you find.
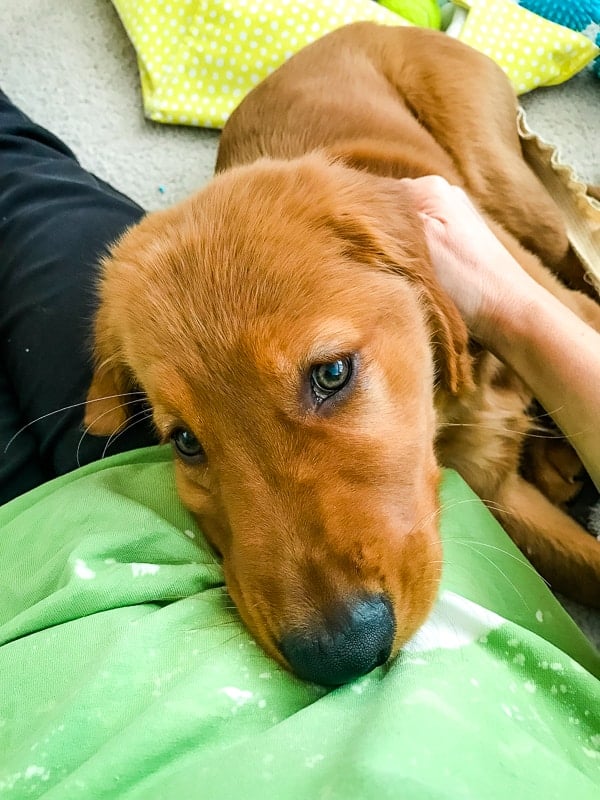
[279,593,395,686]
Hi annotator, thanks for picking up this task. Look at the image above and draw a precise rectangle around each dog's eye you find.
[310,357,353,401]
[171,427,206,464]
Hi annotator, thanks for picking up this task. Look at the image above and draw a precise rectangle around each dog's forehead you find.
[124,202,378,343]
[116,154,409,329]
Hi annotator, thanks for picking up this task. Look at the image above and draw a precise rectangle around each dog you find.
[84,24,600,685]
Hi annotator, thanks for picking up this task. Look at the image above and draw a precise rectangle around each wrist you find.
[478,279,574,371]
[473,279,545,357]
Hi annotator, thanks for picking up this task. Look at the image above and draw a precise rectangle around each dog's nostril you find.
[279,593,395,686]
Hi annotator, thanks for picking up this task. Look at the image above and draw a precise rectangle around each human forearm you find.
[488,288,600,490]
[405,175,600,487]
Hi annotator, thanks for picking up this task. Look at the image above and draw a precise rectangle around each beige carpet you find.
[1,0,598,645]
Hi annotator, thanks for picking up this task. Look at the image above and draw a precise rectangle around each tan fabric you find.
[518,108,600,293]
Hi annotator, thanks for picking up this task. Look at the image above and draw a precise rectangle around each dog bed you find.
[1,446,598,799]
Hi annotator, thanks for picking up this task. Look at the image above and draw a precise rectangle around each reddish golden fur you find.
[86,24,600,672]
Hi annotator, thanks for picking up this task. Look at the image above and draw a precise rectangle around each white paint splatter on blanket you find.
[404,591,504,653]
[74,559,95,580]
[220,686,253,707]
[1,766,52,790]
[131,563,160,577]
[0,773,22,791]
[24,766,50,781]
[404,656,428,666]
[351,677,371,694]
[582,747,600,760]
[305,754,324,768]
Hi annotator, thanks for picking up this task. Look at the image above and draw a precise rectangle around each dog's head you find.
[85,155,472,685]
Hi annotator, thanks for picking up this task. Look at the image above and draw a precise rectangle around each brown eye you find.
[310,357,353,401]
[171,428,206,463]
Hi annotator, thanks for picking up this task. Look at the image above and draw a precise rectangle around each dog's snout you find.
[279,593,395,686]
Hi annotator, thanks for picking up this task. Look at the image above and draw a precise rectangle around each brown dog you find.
[85,24,600,685]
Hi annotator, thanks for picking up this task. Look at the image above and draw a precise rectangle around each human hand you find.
[403,175,537,344]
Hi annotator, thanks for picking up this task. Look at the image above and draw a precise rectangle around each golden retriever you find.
[85,24,600,685]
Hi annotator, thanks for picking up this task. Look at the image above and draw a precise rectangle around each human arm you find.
[405,175,600,490]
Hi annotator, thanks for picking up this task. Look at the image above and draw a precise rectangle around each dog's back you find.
[218,23,579,274]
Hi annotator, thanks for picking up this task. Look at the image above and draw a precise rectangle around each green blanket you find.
[1,447,598,798]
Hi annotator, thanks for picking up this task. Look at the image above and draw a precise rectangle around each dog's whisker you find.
[188,620,240,631]
[449,538,533,612]
[448,495,518,519]
[446,538,551,588]
[203,549,224,569]
[371,490,545,619]
[190,541,224,569]
[438,421,569,440]
[182,630,247,657]
[404,499,460,540]
[3,391,146,454]
[129,591,239,612]
[76,396,149,467]
[101,408,154,459]
[152,593,238,610]
[438,401,599,441]
[408,495,512,538]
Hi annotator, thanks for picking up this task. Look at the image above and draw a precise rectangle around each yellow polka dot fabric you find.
[453,0,600,94]
[111,0,410,129]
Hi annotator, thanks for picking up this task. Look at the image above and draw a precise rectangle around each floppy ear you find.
[84,303,138,435]
[327,168,473,395]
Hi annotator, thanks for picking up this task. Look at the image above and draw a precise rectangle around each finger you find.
[404,176,467,220]
[401,175,450,204]
[417,211,448,234]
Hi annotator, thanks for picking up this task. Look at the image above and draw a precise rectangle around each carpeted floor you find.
[1,0,598,646]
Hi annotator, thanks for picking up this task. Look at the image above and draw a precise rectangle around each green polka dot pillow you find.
[451,0,599,94]
[112,0,408,129]
[112,0,600,130]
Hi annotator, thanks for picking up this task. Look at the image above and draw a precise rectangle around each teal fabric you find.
[1,446,599,798]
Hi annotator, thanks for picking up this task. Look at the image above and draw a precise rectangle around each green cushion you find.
[1,447,598,798]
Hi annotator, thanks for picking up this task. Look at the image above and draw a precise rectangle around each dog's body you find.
[86,24,600,685]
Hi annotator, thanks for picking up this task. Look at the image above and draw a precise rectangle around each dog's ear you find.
[84,303,137,435]
[328,168,473,395]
